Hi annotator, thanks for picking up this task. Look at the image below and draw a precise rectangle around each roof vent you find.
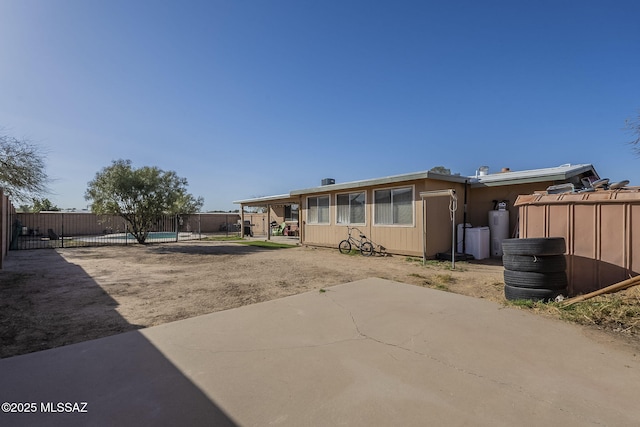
[478,166,489,176]
[321,178,335,186]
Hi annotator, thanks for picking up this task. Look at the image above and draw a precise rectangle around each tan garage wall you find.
[516,190,640,296]
[467,181,558,234]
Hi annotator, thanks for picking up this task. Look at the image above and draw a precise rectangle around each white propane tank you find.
[488,210,509,257]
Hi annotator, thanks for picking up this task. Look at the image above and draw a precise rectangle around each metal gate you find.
[10,212,203,250]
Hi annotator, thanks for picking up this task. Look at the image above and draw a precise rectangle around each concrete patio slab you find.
[1,278,639,426]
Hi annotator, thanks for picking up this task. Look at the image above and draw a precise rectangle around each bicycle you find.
[338,226,374,256]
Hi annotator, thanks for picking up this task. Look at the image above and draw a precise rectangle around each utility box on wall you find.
[515,190,640,296]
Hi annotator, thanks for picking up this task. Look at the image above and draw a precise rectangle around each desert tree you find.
[32,198,60,212]
[85,159,204,244]
[626,110,640,155]
[429,165,452,175]
[0,131,49,202]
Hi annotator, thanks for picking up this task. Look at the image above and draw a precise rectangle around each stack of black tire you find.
[502,237,568,302]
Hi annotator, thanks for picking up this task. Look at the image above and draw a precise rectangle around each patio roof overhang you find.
[233,194,300,207]
[234,194,302,242]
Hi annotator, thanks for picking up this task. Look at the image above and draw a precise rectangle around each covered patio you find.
[235,194,302,242]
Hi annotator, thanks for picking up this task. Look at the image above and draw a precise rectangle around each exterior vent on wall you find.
[321,178,335,186]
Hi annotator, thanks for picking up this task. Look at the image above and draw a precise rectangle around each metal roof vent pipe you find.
[476,166,489,178]
[321,178,335,186]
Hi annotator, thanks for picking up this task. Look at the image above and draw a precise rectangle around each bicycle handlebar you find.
[345,225,366,239]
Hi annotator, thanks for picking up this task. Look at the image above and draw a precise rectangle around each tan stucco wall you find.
[466,181,555,236]
[301,179,465,257]
[243,213,268,235]
[14,212,242,236]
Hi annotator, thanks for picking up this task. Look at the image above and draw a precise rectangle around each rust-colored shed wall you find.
[516,190,640,296]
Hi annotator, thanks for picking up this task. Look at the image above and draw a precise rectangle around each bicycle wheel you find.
[360,242,374,256]
[339,240,352,254]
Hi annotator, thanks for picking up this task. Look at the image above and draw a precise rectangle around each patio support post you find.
[298,197,302,244]
[241,206,245,239]
[267,204,271,241]
[420,189,457,270]
[422,199,426,266]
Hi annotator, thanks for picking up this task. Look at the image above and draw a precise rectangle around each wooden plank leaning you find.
[561,275,640,307]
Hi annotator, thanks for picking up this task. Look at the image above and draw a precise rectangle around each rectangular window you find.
[307,196,329,224]
[284,204,299,222]
[336,192,365,224]
[374,187,413,225]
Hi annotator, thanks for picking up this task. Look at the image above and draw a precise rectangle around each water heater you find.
[488,210,509,257]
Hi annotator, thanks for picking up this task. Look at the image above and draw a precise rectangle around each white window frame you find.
[336,191,366,225]
[306,195,330,225]
[285,204,299,222]
[373,185,415,227]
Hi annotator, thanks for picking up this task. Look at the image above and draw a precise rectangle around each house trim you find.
[372,184,416,228]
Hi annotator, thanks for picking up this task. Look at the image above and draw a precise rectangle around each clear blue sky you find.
[1,0,639,211]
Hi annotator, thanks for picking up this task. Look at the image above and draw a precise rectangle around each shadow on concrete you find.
[0,331,237,426]
[0,250,237,426]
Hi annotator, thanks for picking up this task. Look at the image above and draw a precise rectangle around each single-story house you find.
[235,164,599,258]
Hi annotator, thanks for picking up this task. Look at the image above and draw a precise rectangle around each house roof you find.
[233,194,297,206]
[290,164,598,195]
[289,170,468,196]
[234,164,599,204]
[470,163,599,188]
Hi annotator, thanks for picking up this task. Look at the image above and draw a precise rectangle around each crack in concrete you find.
[172,336,367,356]
[324,292,599,424]
[160,291,606,426]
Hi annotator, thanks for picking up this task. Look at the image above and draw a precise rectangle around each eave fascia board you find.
[290,171,467,196]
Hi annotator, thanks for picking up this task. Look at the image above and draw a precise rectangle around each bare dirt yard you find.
[1,240,639,358]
